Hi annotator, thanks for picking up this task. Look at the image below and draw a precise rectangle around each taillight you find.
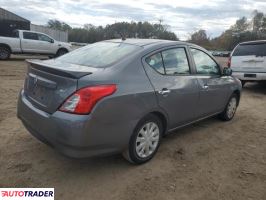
[227,56,231,67]
[59,85,116,114]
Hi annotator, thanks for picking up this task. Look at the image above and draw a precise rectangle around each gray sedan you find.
[17,39,242,164]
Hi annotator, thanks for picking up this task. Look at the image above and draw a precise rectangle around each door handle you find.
[203,85,209,89]
[158,88,171,95]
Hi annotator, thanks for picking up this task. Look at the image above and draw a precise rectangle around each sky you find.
[1,0,266,40]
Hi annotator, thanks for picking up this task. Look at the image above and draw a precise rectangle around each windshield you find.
[57,42,141,67]
[233,43,266,56]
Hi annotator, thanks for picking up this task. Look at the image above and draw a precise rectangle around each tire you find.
[56,49,68,57]
[123,114,163,164]
[0,46,10,60]
[219,94,238,121]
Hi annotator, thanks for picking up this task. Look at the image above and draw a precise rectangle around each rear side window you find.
[146,53,165,74]
[233,43,266,56]
[162,48,190,75]
[23,32,38,40]
[146,47,190,75]
[57,42,141,67]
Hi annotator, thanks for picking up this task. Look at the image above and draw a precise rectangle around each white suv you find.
[229,40,266,86]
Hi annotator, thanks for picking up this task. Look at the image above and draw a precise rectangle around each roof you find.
[106,38,187,47]
[0,7,30,22]
[240,40,266,45]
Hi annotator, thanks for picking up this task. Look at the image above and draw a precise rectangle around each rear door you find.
[189,47,230,117]
[21,31,42,53]
[231,42,266,73]
[143,46,199,129]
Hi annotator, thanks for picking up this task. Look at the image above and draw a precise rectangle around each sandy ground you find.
[0,56,266,200]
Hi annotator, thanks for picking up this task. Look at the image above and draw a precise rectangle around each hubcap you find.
[227,97,237,119]
[135,122,160,158]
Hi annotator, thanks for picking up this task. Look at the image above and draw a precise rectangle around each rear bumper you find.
[232,72,266,81]
[17,90,131,158]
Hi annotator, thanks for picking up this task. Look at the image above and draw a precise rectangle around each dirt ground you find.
[0,56,266,200]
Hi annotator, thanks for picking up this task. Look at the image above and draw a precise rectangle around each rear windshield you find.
[57,42,141,67]
[233,43,266,56]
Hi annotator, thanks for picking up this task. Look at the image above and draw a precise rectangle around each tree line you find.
[189,10,266,50]
[47,10,266,50]
[47,20,178,43]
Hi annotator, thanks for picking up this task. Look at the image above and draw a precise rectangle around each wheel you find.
[123,114,163,164]
[219,94,238,121]
[0,46,10,60]
[56,49,68,57]
[241,80,246,87]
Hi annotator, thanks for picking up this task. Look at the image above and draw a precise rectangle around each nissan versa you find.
[17,39,242,164]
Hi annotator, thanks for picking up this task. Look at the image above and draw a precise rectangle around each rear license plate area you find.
[244,74,256,78]
[27,76,49,103]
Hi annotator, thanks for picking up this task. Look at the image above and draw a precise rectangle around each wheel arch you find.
[0,43,11,52]
[149,111,168,135]
[233,89,241,106]
[56,47,68,54]
[123,110,168,164]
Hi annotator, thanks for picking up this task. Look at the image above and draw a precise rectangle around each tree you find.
[208,10,266,50]
[46,19,178,43]
[231,17,249,33]
[252,10,264,33]
[66,21,178,43]
[261,17,266,34]
[47,20,72,31]
[189,30,211,48]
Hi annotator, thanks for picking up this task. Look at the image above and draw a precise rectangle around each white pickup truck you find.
[0,30,72,60]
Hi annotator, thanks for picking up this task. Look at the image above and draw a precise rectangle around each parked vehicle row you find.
[0,30,72,60]
[211,50,231,57]
[17,39,242,164]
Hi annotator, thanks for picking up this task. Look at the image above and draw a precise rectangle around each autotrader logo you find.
[0,188,54,200]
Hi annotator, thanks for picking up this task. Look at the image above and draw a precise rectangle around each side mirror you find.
[50,39,54,43]
[223,67,232,76]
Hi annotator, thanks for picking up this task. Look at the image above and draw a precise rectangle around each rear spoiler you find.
[27,59,92,79]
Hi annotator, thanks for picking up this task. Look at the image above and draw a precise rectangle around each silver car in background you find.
[17,39,242,164]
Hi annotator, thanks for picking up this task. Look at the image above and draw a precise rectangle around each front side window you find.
[161,48,190,75]
[23,32,38,40]
[191,48,220,75]
[38,34,52,42]
[145,53,164,74]
[57,42,141,67]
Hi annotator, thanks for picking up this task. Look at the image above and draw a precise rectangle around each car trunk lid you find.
[23,59,102,114]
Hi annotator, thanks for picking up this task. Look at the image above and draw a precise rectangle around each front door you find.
[143,46,199,129]
[189,47,230,117]
[36,33,54,54]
